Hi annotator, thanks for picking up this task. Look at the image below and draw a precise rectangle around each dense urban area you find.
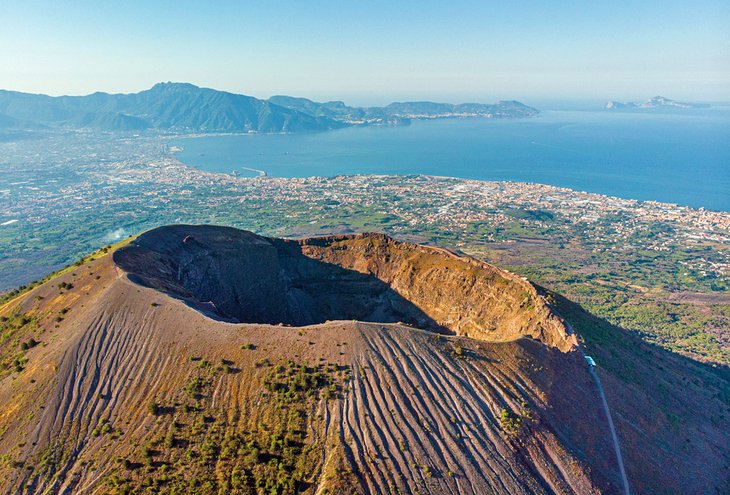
[1,130,728,365]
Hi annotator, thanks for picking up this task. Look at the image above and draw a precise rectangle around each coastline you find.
[166,146,730,219]
[168,113,730,212]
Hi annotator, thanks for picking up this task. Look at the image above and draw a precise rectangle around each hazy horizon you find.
[1,80,728,110]
[2,1,728,103]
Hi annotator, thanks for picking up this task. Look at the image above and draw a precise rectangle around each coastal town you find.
[1,131,728,363]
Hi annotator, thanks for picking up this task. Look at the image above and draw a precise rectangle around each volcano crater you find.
[113,225,575,350]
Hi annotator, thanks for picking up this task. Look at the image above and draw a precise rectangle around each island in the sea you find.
[605,95,707,110]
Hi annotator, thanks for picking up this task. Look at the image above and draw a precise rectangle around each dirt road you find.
[589,364,631,495]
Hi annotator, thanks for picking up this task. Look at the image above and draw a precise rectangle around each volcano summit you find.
[0,225,727,494]
[113,226,575,350]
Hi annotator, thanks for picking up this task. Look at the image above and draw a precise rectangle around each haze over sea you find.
[174,107,730,211]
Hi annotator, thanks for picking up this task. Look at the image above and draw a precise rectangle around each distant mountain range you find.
[605,96,707,110]
[268,95,538,124]
[0,82,538,133]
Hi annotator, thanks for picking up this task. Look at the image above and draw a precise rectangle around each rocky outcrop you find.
[298,233,576,351]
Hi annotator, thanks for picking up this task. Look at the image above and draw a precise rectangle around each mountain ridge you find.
[0,82,539,133]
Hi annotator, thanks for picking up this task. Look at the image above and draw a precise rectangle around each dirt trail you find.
[571,318,631,495]
[589,366,630,495]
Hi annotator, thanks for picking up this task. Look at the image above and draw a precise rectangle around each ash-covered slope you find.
[0,225,727,495]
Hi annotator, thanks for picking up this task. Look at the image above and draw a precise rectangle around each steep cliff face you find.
[297,233,575,351]
[0,225,727,495]
[113,226,576,351]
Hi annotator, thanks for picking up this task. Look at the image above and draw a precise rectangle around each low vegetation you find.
[498,402,535,441]
[101,359,348,494]
[0,312,38,379]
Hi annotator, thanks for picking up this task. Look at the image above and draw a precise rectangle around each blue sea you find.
[174,108,730,211]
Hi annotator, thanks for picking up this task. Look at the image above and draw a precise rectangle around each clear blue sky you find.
[2,0,728,104]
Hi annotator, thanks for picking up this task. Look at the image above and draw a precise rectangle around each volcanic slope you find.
[0,225,727,495]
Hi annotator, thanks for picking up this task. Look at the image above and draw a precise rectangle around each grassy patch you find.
[100,360,349,494]
[0,312,39,379]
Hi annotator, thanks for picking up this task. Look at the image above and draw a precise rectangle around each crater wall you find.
[113,225,576,351]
